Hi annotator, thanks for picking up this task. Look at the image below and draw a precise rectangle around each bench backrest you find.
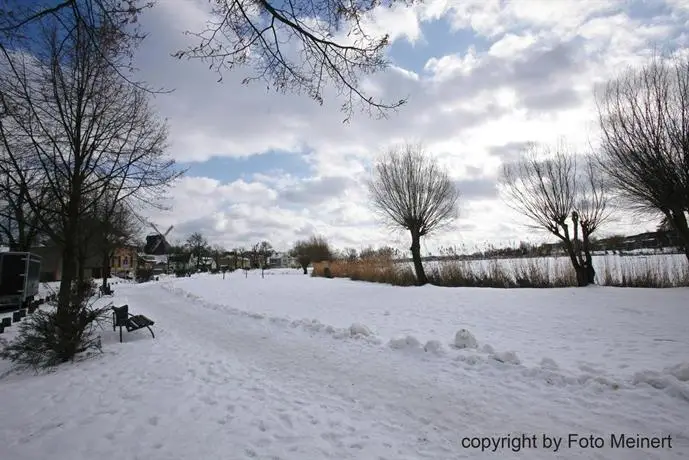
[112,304,129,325]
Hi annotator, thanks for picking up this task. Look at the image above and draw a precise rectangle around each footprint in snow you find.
[278,413,293,429]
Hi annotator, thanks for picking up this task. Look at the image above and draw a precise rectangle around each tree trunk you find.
[101,250,110,289]
[563,240,588,287]
[57,240,77,310]
[77,244,86,287]
[670,209,689,263]
[301,264,308,274]
[582,231,596,285]
[409,229,427,285]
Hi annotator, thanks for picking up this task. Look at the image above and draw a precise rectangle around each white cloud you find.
[133,0,689,252]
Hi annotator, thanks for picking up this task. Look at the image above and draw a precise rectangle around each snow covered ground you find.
[1,269,687,459]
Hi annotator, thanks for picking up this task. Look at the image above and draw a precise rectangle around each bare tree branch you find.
[174,0,412,122]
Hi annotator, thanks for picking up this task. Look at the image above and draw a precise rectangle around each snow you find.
[454,329,479,349]
[1,268,688,459]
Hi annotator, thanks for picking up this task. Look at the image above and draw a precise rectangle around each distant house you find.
[110,245,138,278]
[267,252,298,269]
[168,253,192,271]
[31,244,138,281]
[189,256,218,271]
[138,253,168,274]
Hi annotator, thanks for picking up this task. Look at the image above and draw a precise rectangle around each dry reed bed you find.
[312,255,689,288]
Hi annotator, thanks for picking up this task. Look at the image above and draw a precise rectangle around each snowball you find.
[481,344,495,354]
[389,336,421,350]
[491,351,521,365]
[454,329,478,349]
[349,323,372,337]
[424,340,443,354]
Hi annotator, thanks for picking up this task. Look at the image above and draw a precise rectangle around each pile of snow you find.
[423,340,443,354]
[453,329,478,349]
[490,350,521,365]
[388,335,421,350]
[632,363,689,402]
[348,323,372,337]
[540,357,560,370]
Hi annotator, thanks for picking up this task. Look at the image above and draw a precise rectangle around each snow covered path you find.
[1,282,688,459]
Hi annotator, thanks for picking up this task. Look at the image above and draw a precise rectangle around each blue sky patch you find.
[388,17,491,73]
[179,150,312,183]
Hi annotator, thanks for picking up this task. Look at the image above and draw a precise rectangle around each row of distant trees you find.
[170,233,277,271]
[170,233,332,275]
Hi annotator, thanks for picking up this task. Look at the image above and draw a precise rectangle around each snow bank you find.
[159,275,689,403]
[632,363,689,402]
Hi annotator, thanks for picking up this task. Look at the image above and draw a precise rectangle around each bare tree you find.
[596,54,689,261]
[367,143,459,285]
[499,142,610,286]
[0,9,179,330]
[186,232,209,270]
[92,198,141,288]
[210,244,226,271]
[291,235,332,274]
[255,240,274,277]
[341,247,357,261]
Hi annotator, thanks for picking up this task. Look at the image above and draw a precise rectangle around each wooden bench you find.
[111,305,155,343]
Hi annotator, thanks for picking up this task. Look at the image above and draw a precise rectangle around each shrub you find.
[136,268,154,283]
[0,280,110,370]
[312,257,416,286]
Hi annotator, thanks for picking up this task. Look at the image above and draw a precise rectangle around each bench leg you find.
[146,325,155,339]
[119,325,123,343]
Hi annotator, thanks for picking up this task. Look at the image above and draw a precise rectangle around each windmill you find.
[145,222,173,255]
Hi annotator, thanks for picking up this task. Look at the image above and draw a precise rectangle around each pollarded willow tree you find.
[291,235,332,274]
[368,143,460,285]
[1,0,412,121]
[499,141,610,286]
[596,54,689,261]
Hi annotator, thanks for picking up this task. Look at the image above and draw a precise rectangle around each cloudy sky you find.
[134,0,688,254]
